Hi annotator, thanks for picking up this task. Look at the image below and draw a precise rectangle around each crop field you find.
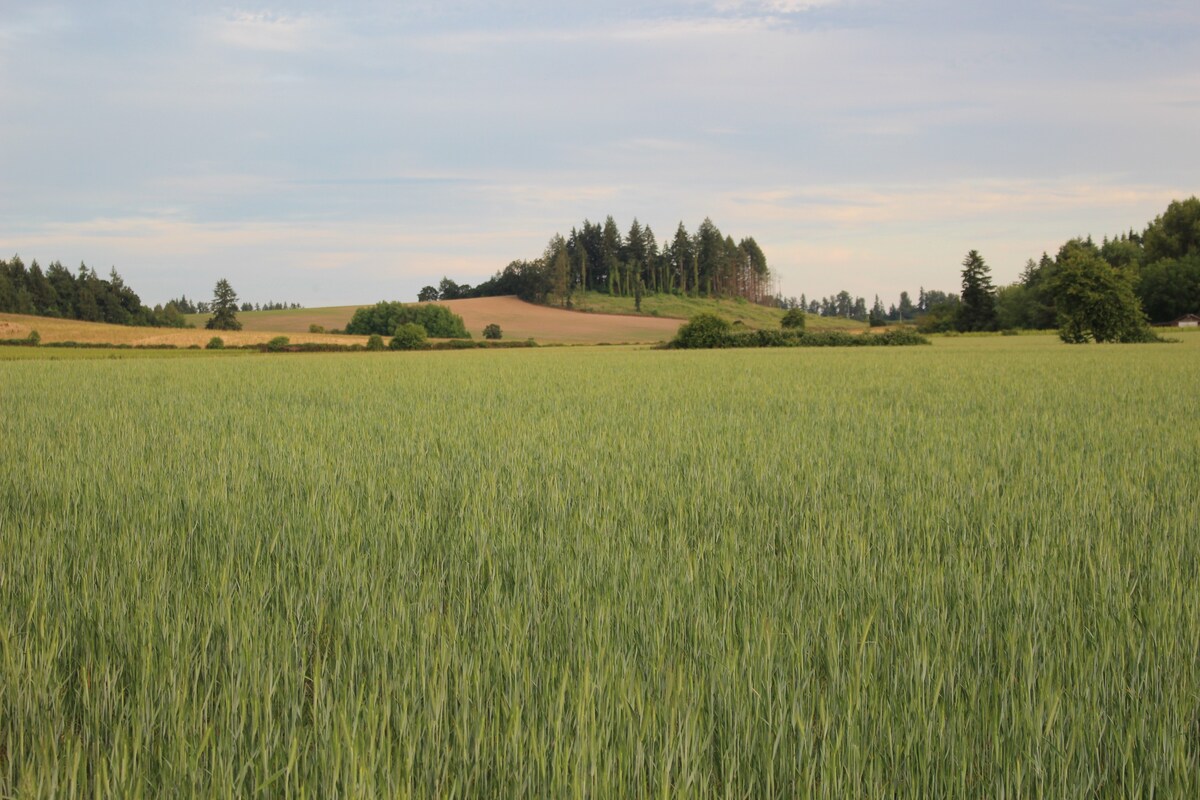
[0,313,371,349]
[2,335,1199,797]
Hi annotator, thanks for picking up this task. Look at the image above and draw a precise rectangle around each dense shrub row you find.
[669,313,929,349]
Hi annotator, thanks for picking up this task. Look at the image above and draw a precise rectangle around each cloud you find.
[713,0,847,12]
[206,11,326,52]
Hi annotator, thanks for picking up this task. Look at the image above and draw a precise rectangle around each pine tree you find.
[957,250,998,331]
[206,279,242,331]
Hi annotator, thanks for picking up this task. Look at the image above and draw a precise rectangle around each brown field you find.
[187,296,684,344]
[436,297,681,343]
[0,314,370,347]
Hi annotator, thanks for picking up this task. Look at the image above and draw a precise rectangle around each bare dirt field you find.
[434,297,681,343]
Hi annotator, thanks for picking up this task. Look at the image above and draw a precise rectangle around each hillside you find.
[188,296,683,344]
[564,291,864,332]
[183,294,856,344]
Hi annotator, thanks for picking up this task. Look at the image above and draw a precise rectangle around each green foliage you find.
[205,279,242,331]
[27,329,40,345]
[671,313,733,348]
[483,323,503,340]
[1137,255,1200,323]
[389,322,427,350]
[672,314,926,349]
[346,301,470,339]
[1052,244,1157,343]
[366,334,386,351]
[308,324,325,334]
[206,337,224,350]
[916,302,960,333]
[265,336,290,352]
[1142,196,1200,263]
[780,308,806,330]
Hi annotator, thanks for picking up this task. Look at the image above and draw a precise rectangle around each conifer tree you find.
[957,250,997,331]
[206,279,242,331]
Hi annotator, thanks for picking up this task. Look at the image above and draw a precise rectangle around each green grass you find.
[0,346,250,362]
[2,336,1199,797]
[568,290,863,331]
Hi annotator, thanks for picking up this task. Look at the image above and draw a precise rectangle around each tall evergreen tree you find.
[957,250,998,331]
[206,279,242,331]
[671,223,692,294]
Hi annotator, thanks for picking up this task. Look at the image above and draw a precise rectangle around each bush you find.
[483,323,502,340]
[309,324,325,334]
[389,323,427,350]
[780,308,806,330]
[671,313,733,348]
[366,334,386,351]
[346,301,470,338]
[206,337,225,350]
[266,336,290,352]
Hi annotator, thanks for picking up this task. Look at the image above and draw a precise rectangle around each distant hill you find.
[185,294,857,344]
[188,296,681,344]
[564,291,864,332]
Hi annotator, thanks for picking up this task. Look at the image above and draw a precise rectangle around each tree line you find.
[420,216,772,307]
[167,296,303,315]
[0,257,190,328]
[996,197,1200,329]
[777,288,960,326]
[911,197,1199,340]
[0,255,305,329]
[778,197,1198,338]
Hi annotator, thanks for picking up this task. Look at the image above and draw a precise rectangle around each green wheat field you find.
[2,334,1199,797]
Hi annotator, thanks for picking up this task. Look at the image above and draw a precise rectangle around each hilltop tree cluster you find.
[420,216,772,307]
[0,256,190,328]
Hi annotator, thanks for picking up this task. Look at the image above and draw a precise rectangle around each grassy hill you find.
[565,291,864,332]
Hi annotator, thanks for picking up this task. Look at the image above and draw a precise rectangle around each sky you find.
[1,0,1198,306]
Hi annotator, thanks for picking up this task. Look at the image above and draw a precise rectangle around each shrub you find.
[389,323,427,350]
[483,323,502,340]
[27,330,41,345]
[266,336,290,352]
[781,308,806,330]
[346,301,470,338]
[206,337,225,350]
[309,324,325,334]
[671,313,733,349]
[366,334,386,351]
